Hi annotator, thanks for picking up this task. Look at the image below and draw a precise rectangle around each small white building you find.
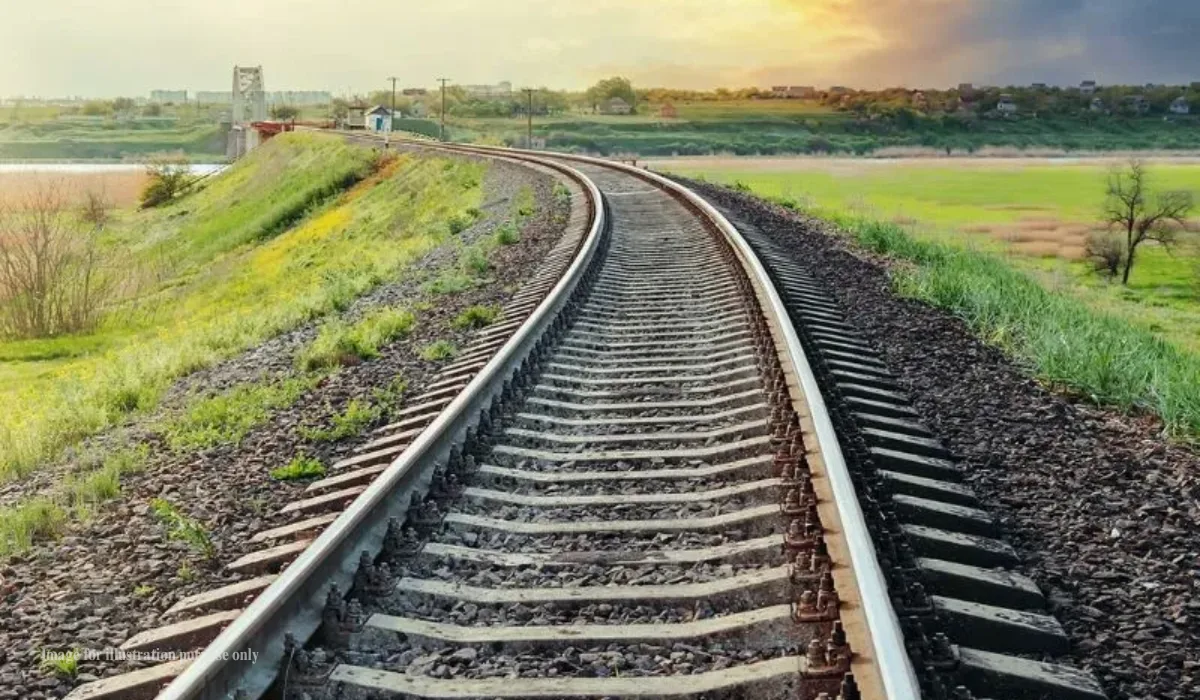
[996,95,1018,114]
[1080,80,1097,95]
[365,105,393,132]
[1090,97,1105,112]
[1171,96,1190,115]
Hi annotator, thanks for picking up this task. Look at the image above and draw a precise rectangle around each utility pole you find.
[523,88,534,149]
[437,78,450,141]
[387,76,398,145]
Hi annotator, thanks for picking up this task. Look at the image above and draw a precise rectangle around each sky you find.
[1,0,1197,97]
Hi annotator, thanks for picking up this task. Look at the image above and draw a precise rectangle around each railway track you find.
[67,141,1107,700]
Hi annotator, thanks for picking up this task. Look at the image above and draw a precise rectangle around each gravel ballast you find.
[0,153,575,700]
[681,177,1200,700]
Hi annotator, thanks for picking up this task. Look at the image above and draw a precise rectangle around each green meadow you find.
[0,132,485,480]
[663,157,1200,439]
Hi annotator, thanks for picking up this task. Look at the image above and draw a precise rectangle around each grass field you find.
[0,132,485,480]
[663,157,1200,438]
[662,158,1200,352]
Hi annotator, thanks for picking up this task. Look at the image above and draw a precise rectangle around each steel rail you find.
[156,147,605,700]
[161,134,920,700]
[547,150,922,700]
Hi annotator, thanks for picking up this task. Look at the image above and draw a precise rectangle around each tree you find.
[112,97,136,113]
[586,77,635,112]
[1103,160,1194,284]
[270,104,300,120]
[140,154,191,209]
[142,103,163,117]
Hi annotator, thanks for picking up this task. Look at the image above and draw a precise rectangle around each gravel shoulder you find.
[680,177,1200,700]
[0,153,575,699]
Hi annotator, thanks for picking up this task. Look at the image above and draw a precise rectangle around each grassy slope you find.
[668,162,1200,353]
[0,132,484,479]
[453,100,1200,156]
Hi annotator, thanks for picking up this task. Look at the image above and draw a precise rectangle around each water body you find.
[0,163,225,175]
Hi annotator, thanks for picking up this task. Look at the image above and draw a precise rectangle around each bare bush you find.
[0,183,113,339]
[1085,231,1125,279]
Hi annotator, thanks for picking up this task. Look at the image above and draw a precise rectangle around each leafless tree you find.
[1103,159,1194,285]
[0,182,112,338]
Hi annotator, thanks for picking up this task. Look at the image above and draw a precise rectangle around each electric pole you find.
[387,76,398,144]
[523,88,534,149]
[437,78,451,141]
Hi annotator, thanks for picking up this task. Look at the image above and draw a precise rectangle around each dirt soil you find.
[0,153,574,699]
[680,177,1200,700]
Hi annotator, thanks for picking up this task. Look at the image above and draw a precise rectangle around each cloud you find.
[0,0,1197,96]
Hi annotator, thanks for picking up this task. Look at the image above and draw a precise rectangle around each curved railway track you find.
[66,140,1106,700]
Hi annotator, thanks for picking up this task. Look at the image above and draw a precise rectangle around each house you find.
[1031,83,1047,90]
[827,86,850,95]
[365,105,392,132]
[958,83,975,93]
[600,97,632,115]
[1089,97,1105,112]
[1171,96,1190,115]
[659,102,678,119]
[402,88,427,97]
[344,102,367,130]
[1080,80,1097,95]
[996,94,1018,114]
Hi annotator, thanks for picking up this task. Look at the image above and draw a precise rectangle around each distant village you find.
[5,79,1199,131]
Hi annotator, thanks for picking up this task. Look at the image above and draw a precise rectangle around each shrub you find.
[420,340,457,361]
[453,305,500,330]
[494,222,520,245]
[139,154,192,208]
[0,183,114,339]
[1085,231,1125,279]
[459,245,490,276]
[269,454,326,481]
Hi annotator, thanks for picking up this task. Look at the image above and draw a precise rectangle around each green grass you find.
[0,444,148,558]
[269,454,327,481]
[494,222,521,245]
[163,376,316,451]
[299,398,383,443]
[420,341,458,361]
[0,132,486,482]
[0,498,66,559]
[670,161,1200,353]
[453,305,501,330]
[828,211,1200,439]
[149,497,214,558]
[40,648,80,679]
[296,307,416,371]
